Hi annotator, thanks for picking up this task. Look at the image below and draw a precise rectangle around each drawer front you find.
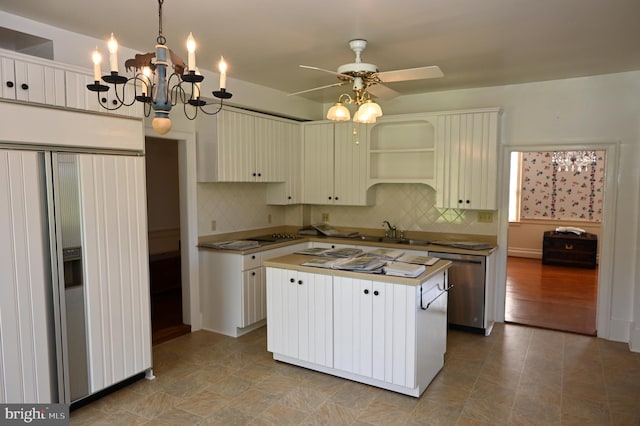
[242,252,263,270]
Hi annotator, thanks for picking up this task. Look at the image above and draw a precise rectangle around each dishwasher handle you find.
[420,283,454,310]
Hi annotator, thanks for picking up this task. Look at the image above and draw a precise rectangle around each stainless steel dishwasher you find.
[428,251,487,334]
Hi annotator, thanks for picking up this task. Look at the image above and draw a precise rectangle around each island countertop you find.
[263,253,452,286]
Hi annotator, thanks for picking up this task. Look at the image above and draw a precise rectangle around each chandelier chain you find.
[157,0,166,45]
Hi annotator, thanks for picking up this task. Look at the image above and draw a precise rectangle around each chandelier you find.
[552,150,597,172]
[86,0,232,135]
[326,77,382,124]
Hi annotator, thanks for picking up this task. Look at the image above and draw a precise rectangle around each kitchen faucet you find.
[382,220,397,239]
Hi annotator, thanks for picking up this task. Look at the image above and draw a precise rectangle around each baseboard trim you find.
[630,322,640,353]
[507,248,541,259]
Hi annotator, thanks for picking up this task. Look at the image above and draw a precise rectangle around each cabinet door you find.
[267,267,300,358]
[241,267,266,327]
[266,121,302,204]
[77,154,152,394]
[255,117,286,182]
[302,122,334,204]
[334,122,370,205]
[334,277,416,387]
[0,150,56,402]
[266,268,333,367]
[436,110,500,210]
[218,109,256,181]
[0,56,17,99]
[333,277,373,376]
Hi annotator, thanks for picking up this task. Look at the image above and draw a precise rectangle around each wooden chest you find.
[542,231,597,269]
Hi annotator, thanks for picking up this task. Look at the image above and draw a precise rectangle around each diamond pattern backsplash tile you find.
[308,184,498,236]
[198,182,498,236]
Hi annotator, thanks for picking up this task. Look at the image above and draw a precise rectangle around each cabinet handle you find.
[364,289,369,295]
[253,172,257,177]
[565,244,573,250]
[258,173,262,177]
[6,81,14,88]
[21,83,29,90]
[374,290,379,296]
[335,196,339,200]
[287,196,292,200]
[251,255,256,259]
[328,196,332,200]
[466,200,471,204]
[101,97,107,103]
[297,280,303,285]
[290,278,295,283]
[251,272,256,276]
[458,199,463,204]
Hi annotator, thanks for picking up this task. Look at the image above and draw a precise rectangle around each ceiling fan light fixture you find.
[353,107,377,124]
[359,99,383,118]
[327,102,351,121]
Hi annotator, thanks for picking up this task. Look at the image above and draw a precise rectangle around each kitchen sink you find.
[358,235,383,242]
[380,237,429,246]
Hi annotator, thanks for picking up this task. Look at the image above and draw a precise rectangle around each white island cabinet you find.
[265,253,451,397]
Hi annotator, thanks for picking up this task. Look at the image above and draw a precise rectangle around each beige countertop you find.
[263,253,452,286]
[198,234,497,257]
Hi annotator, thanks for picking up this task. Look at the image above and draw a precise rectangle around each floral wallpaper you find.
[520,151,605,221]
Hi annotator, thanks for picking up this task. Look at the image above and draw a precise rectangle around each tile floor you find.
[71,324,640,425]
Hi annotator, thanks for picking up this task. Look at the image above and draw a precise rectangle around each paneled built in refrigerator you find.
[0,148,152,405]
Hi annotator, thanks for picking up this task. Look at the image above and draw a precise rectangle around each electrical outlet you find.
[211,220,217,231]
[268,214,272,224]
[322,213,329,222]
[478,212,493,223]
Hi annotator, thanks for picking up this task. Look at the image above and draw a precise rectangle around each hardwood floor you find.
[505,256,598,335]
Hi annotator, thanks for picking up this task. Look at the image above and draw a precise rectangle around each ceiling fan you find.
[290,39,444,100]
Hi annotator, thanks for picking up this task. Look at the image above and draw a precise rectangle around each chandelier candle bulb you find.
[92,48,102,82]
[107,33,119,73]
[219,57,227,89]
[186,33,196,71]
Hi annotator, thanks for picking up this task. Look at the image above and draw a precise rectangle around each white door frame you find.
[145,129,201,330]
[497,140,619,339]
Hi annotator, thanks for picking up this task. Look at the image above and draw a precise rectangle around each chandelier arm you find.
[196,98,225,116]
[93,90,125,112]
[182,102,198,121]
[113,78,138,107]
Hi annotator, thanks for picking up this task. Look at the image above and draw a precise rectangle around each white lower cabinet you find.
[266,264,449,397]
[266,268,333,367]
[200,244,305,337]
[334,277,416,387]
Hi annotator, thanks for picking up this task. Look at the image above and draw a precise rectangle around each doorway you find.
[504,149,605,335]
[145,137,190,344]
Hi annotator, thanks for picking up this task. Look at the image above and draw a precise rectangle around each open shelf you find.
[369,117,435,182]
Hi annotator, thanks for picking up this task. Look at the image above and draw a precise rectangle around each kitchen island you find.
[264,253,452,397]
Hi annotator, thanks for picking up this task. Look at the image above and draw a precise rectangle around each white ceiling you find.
[3,0,640,103]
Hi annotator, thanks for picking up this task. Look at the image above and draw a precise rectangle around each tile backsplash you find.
[198,182,498,236]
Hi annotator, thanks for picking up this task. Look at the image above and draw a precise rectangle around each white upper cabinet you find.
[368,114,437,188]
[1,55,65,107]
[65,70,143,118]
[266,121,302,205]
[197,108,294,183]
[435,108,501,210]
[302,121,372,206]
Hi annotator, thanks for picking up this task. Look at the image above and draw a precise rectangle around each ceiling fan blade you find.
[367,83,400,100]
[377,65,443,83]
[288,81,348,96]
[300,65,354,80]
